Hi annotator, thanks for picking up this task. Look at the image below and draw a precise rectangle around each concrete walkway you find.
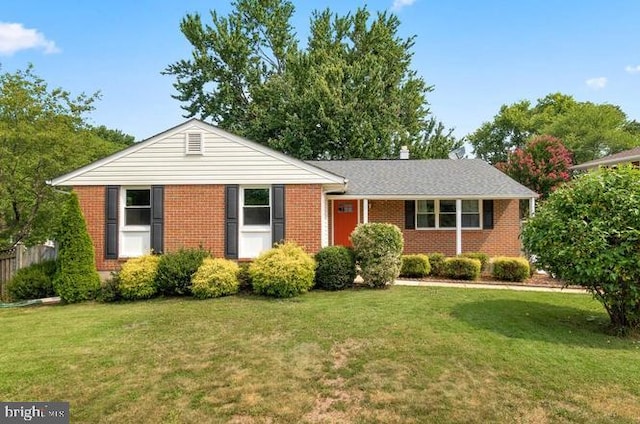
[395,279,589,294]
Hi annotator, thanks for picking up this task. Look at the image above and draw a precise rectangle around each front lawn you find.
[1,287,639,423]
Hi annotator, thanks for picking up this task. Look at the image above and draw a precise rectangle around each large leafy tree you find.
[165,0,456,159]
[522,166,640,334]
[496,135,572,199]
[0,66,130,248]
[469,93,640,164]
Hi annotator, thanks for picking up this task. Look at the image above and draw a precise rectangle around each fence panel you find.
[0,243,57,300]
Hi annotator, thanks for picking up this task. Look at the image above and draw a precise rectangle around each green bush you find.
[250,242,315,298]
[53,192,101,303]
[459,252,490,271]
[428,253,446,277]
[443,257,481,280]
[192,258,240,299]
[400,254,431,278]
[522,165,640,333]
[492,257,530,282]
[314,246,356,290]
[237,262,253,292]
[155,247,210,296]
[7,260,57,301]
[118,255,160,300]
[351,223,404,288]
[97,273,121,303]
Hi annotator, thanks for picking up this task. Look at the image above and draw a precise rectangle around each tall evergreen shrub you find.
[53,192,100,303]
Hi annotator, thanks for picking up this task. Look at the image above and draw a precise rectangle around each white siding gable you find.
[50,120,346,186]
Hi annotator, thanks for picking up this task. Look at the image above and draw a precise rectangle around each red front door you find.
[333,200,359,247]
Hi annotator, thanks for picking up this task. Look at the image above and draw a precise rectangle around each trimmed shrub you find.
[192,258,240,299]
[492,257,530,282]
[428,253,446,277]
[97,273,121,303]
[400,254,431,278]
[118,255,160,300]
[237,262,253,292]
[314,246,356,290]
[155,247,210,296]
[7,260,57,301]
[351,223,404,288]
[53,192,101,303]
[250,242,315,298]
[459,252,490,271]
[443,257,481,280]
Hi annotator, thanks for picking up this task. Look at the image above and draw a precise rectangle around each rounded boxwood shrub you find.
[459,252,490,271]
[7,260,57,301]
[192,258,240,299]
[400,254,431,278]
[155,247,210,296]
[492,257,530,282]
[351,223,404,288]
[443,257,481,280]
[428,253,446,277]
[249,242,315,298]
[118,255,160,300]
[314,246,356,290]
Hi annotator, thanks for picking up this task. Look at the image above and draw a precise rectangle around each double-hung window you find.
[415,199,481,229]
[243,188,270,226]
[416,200,435,228]
[461,200,480,228]
[125,189,151,226]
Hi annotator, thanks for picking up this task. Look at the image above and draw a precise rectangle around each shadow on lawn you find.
[451,299,629,348]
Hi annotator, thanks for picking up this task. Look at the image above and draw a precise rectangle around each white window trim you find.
[240,186,272,231]
[120,186,151,232]
[185,131,204,155]
[415,199,482,230]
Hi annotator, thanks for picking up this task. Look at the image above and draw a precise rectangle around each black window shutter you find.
[483,199,494,229]
[272,185,286,245]
[404,200,416,230]
[105,186,119,259]
[150,186,164,254]
[225,185,239,259]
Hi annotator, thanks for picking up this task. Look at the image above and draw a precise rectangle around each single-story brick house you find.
[50,119,538,271]
[570,146,640,171]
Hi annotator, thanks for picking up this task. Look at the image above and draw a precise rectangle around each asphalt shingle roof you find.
[308,159,538,198]
[571,146,640,171]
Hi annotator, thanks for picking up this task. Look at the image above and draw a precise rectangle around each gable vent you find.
[185,132,204,155]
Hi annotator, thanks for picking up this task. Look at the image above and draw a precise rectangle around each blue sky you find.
[2,0,639,144]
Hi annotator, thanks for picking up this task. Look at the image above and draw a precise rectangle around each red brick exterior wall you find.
[164,185,226,256]
[285,185,323,254]
[74,186,117,271]
[75,184,324,271]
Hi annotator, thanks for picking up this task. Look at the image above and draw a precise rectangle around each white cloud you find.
[625,65,640,74]
[585,77,607,90]
[392,0,416,12]
[0,22,59,56]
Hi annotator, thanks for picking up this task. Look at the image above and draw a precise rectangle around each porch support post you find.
[362,199,369,223]
[456,199,462,255]
[529,197,536,217]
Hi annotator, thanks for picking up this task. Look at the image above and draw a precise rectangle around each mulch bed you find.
[409,272,580,289]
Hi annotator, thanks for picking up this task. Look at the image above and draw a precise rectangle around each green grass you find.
[1,287,639,423]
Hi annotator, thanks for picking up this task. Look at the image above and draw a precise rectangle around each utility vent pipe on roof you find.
[400,146,409,160]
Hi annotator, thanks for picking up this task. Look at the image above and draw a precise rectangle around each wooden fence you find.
[0,243,58,300]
